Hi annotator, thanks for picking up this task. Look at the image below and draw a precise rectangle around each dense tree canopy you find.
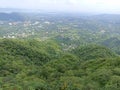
[0,39,120,90]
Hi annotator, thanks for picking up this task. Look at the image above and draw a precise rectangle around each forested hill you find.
[0,39,120,90]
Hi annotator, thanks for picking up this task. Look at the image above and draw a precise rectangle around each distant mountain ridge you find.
[0,12,25,21]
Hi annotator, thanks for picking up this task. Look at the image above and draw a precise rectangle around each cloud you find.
[0,0,120,13]
[69,0,78,4]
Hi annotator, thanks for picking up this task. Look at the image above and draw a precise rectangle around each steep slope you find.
[0,39,119,90]
[0,39,51,66]
[0,39,62,89]
[102,37,120,54]
[37,46,120,90]
[72,45,116,60]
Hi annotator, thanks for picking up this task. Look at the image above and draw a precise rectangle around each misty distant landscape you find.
[0,0,120,89]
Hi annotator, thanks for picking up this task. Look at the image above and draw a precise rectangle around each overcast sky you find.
[0,0,120,13]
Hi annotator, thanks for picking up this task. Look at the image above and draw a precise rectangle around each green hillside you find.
[102,37,120,55]
[72,45,117,60]
[0,39,119,90]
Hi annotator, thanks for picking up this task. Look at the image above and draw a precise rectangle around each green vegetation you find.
[72,45,117,60]
[0,39,120,90]
[0,13,120,89]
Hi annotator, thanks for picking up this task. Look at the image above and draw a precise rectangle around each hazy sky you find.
[0,0,120,13]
